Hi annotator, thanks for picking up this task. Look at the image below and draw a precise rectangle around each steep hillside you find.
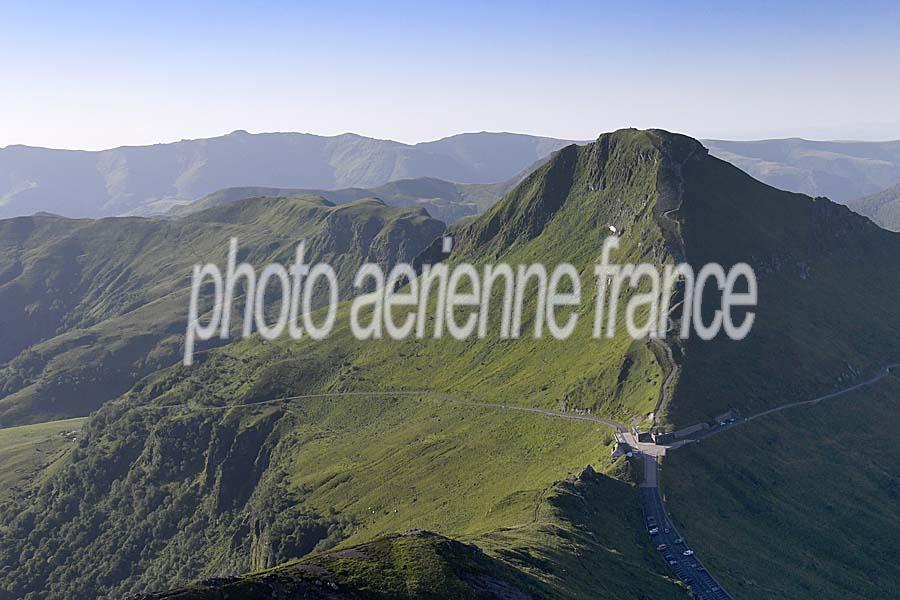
[0,417,86,502]
[664,376,900,600]
[670,147,900,424]
[0,131,574,219]
[0,388,681,599]
[3,128,899,599]
[336,129,900,427]
[138,471,684,600]
[169,176,517,224]
[0,197,444,426]
[704,138,900,202]
[133,530,547,600]
[847,181,900,231]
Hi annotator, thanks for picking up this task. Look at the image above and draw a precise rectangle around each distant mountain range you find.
[847,181,900,231]
[0,131,574,219]
[4,130,900,231]
[703,138,900,203]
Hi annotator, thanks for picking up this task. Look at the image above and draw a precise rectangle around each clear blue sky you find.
[2,0,899,149]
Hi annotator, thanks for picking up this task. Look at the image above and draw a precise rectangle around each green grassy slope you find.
[169,176,517,224]
[670,152,900,423]
[139,474,684,600]
[5,128,900,599]
[138,128,900,599]
[0,129,688,599]
[347,129,900,427]
[135,530,549,600]
[0,197,444,426]
[663,375,900,600]
[0,417,86,502]
[0,390,680,599]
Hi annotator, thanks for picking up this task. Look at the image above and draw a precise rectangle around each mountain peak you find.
[441,129,707,259]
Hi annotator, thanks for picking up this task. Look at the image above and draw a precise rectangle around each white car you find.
[683,549,694,556]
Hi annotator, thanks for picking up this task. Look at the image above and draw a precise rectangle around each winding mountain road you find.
[140,388,627,432]
[745,363,900,421]
[135,361,899,599]
[670,362,900,447]
[631,360,900,600]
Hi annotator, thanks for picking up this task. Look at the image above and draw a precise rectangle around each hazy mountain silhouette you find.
[0,131,576,219]
[703,138,900,202]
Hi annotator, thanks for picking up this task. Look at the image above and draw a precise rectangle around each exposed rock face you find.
[578,464,598,480]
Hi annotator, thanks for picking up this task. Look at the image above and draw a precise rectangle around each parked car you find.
[683,549,694,556]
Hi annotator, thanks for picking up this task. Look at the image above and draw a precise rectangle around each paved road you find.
[670,362,900,447]
[627,360,900,599]
[138,363,898,600]
[639,452,658,488]
[639,456,732,600]
[139,389,628,432]
[745,363,900,422]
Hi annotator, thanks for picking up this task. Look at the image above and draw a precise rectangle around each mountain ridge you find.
[7,129,900,225]
[0,131,577,220]
[702,137,900,202]
[168,176,519,224]
[0,196,445,426]
[2,128,900,599]
[847,181,900,231]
